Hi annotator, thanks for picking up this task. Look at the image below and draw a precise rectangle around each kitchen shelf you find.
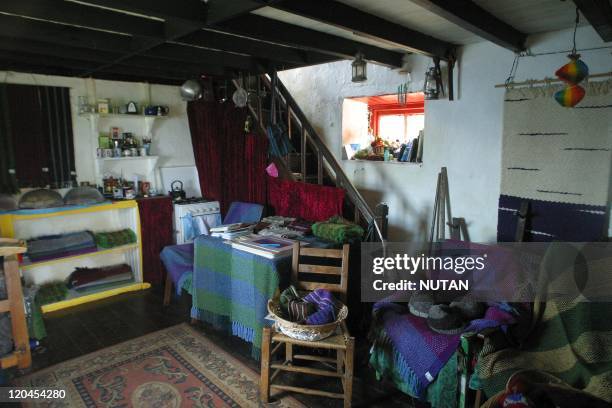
[79,113,169,119]
[96,155,159,162]
[21,243,139,270]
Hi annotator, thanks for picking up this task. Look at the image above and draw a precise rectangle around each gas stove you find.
[172,199,221,243]
[173,197,213,205]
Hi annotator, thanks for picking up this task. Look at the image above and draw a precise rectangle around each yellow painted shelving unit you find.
[0,200,150,313]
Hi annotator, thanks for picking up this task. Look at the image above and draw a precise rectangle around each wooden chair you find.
[0,238,31,369]
[260,242,354,407]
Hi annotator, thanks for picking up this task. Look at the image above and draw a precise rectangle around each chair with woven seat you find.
[260,242,354,408]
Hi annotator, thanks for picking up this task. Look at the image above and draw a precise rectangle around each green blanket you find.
[312,216,364,244]
[94,229,137,249]
[370,345,459,408]
[477,299,612,402]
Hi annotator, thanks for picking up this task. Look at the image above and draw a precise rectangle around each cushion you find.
[63,186,105,205]
[18,189,63,209]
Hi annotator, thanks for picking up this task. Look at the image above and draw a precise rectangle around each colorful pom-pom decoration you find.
[554,84,585,107]
[555,54,589,84]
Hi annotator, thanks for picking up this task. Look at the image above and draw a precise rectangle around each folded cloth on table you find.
[95,228,137,249]
[303,289,343,325]
[288,220,313,235]
[67,263,132,290]
[27,231,96,261]
[312,216,364,243]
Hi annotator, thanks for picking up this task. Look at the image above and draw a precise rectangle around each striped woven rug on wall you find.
[498,80,612,242]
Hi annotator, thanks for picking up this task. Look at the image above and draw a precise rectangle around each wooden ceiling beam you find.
[0,14,143,54]
[144,43,256,71]
[0,51,200,81]
[177,29,335,66]
[0,61,184,85]
[0,37,228,77]
[409,0,526,52]
[573,0,612,42]
[0,49,222,80]
[0,15,260,75]
[217,14,404,68]
[74,0,272,26]
[0,0,164,38]
[67,0,207,23]
[271,0,454,58]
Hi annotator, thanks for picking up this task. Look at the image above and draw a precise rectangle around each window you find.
[342,92,424,162]
[0,84,76,193]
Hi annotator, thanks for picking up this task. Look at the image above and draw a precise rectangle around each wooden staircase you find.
[237,75,388,242]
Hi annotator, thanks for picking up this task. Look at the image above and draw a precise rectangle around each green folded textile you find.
[35,282,68,306]
[95,228,137,249]
[312,216,364,244]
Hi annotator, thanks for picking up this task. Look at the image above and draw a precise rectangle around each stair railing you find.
[234,76,388,243]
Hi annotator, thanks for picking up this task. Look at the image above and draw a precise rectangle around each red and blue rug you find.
[16,323,304,407]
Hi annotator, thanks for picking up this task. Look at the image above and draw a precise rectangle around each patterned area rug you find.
[16,323,305,407]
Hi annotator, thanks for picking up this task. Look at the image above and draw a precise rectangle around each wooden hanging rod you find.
[494,71,612,88]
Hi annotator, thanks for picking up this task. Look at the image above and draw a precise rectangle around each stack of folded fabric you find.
[279,286,343,325]
[67,263,133,292]
[288,220,313,235]
[94,229,137,249]
[27,231,97,262]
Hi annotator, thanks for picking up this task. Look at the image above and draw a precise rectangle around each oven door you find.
[178,211,222,244]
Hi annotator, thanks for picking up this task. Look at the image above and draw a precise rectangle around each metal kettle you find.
[169,180,186,201]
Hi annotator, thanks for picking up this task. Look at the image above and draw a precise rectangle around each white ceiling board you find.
[252,7,414,53]
[334,0,482,44]
[258,0,588,51]
[473,0,587,34]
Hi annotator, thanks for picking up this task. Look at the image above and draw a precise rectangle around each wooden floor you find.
[9,287,420,407]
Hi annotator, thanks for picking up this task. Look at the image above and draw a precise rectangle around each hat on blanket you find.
[450,297,486,321]
[409,291,435,318]
[427,304,468,334]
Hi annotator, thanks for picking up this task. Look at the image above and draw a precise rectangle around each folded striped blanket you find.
[477,299,612,403]
[27,231,96,261]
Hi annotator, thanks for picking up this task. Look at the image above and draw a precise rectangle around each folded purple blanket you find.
[372,300,516,398]
[303,289,342,325]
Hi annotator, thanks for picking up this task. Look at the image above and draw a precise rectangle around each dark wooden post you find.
[376,203,389,241]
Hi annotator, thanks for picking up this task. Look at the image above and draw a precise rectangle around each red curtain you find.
[187,101,268,215]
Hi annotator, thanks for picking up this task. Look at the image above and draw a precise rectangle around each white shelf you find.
[97,155,159,162]
[79,113,169,119]
[21,243,139,270]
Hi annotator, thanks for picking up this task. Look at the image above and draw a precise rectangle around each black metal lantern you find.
[423,67,439,100]
[352,53,367,82]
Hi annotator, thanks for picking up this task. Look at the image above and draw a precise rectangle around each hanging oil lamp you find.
[352,52,367,82]
[423,67,440,100]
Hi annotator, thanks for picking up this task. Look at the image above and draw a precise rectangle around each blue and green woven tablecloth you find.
[190,235,291,359]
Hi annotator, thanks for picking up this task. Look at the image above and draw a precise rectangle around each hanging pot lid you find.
[233,87,248,107]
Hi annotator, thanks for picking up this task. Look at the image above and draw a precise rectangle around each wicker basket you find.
[267,299,348,342]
